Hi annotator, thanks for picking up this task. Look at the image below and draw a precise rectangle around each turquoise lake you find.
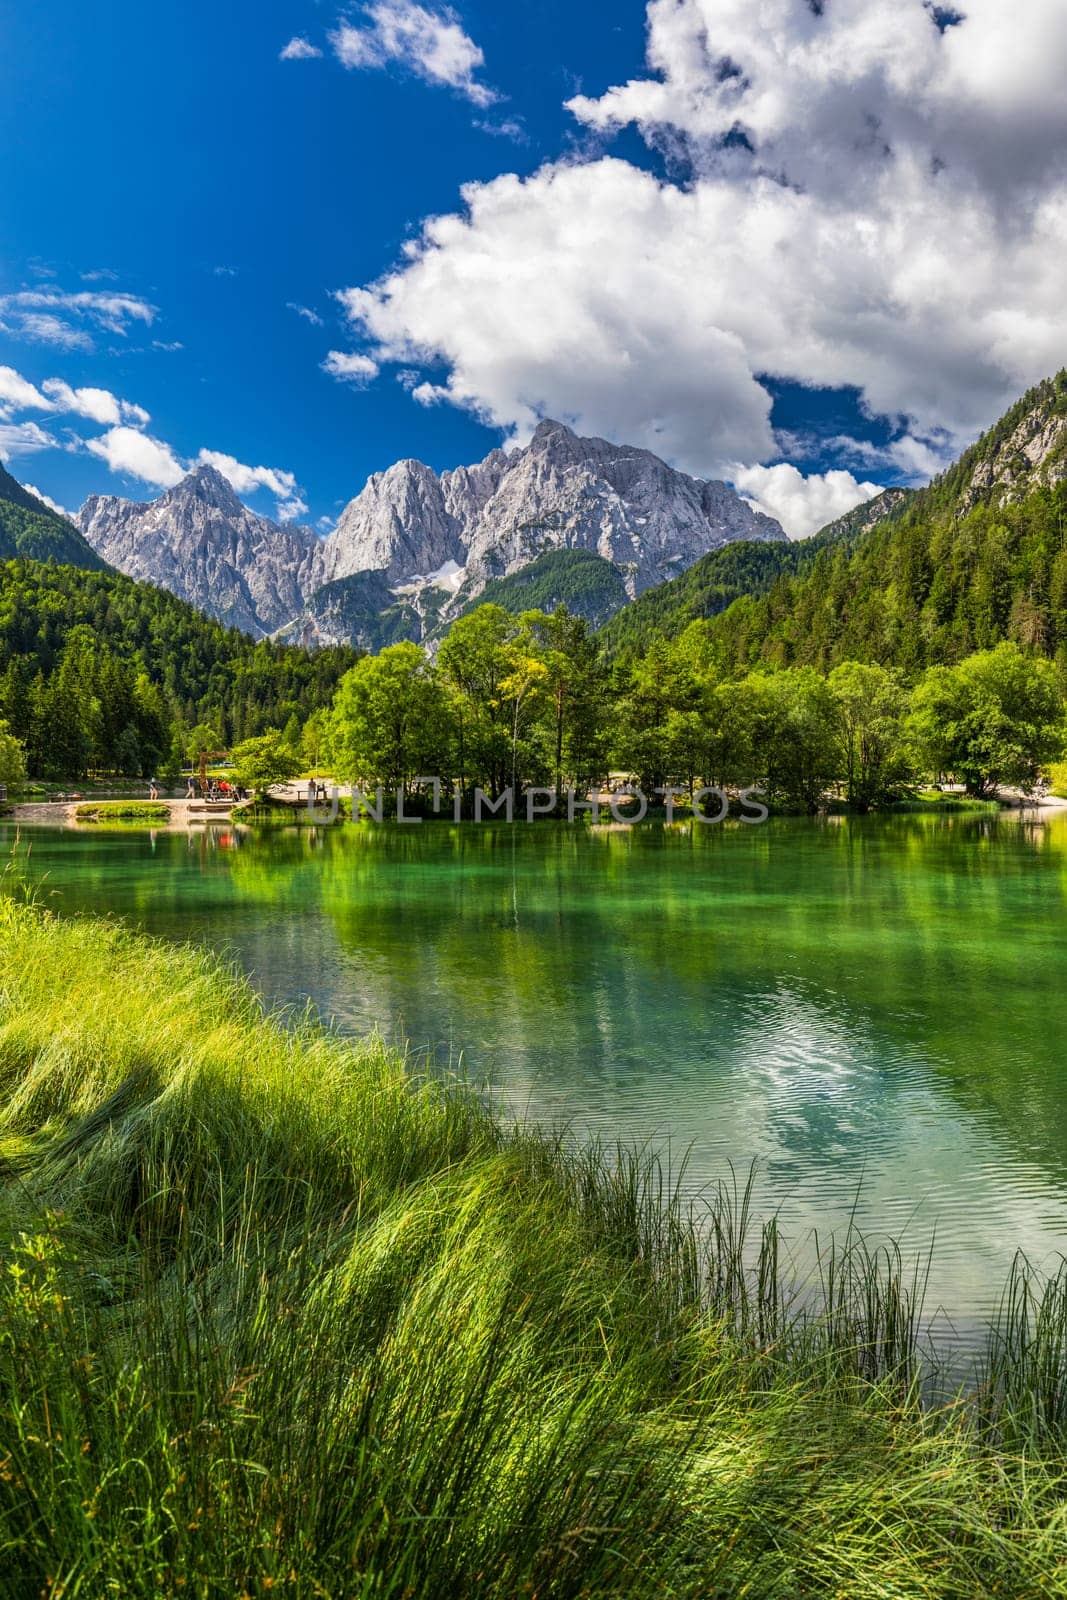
[11,812,1067,1349]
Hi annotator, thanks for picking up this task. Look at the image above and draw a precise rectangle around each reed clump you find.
[0,894,1065,1597]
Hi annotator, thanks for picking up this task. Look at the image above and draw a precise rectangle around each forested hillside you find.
[637,374,1067,675]
[0,560,358,779]
[708,479,1067,673]
[459,549,628,629]
[599,539,814,658]
[598,490,912,657]
[0,464,108,569]
[300,570,425,653]
[913,372,1067,518]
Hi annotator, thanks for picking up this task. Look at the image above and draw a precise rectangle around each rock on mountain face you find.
[276,570,426,655]
[951,373,1067,515]
[317,459,466,587]
[77,465,321,636]
[321,420,785,605]
[903,372,1067,529]
[459,422,784,595]
[76,423,787,646]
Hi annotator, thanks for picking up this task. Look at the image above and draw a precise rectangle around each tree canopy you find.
[906,644,1064,796]
[324,604,1067,813]
[0,559,358,779]
[231,730,304,797]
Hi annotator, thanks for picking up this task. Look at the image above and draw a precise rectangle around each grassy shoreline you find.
[72,801,172,824]
[0,896,1066,1595]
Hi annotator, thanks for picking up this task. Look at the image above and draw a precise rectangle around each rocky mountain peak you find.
[529,418,575,446]
[322,456,463,586]
[949,372,1067,516]
[76,468,320,637]
[172,462,244,511]
[369,456,437,489]
[74,418,789,648]
[318,422,786,609]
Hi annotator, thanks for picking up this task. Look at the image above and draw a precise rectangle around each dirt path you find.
[8,789,1067,829]
[998,790,1067,810]
[9,798,245,830]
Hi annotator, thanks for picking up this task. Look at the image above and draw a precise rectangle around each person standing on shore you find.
[149,778,159,801]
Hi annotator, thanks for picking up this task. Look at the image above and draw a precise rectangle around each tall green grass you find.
[0,893,1066,1596]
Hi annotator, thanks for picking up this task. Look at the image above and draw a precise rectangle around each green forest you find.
[605,374,1067,668]
[317,605,1063,812]
[708,481,1067,674]
[598,492,910,658]
[700,375,1067,674]
[0,560,357,781]
[0,464,108,569]
[459,547,629,629]
[4,373,1067,802]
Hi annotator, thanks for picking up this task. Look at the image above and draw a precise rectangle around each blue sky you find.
[2,0,1065,537]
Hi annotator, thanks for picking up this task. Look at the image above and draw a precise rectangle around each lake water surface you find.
[10,812,1067,1349]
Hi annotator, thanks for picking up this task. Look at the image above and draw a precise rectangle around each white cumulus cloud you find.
[322,349,380,384]
[275,497,309,522]
[338,0,1067,482]
[0,364,152,429]
[329,3,496,106]
[40,379,149,427]
[23,484,69,517]
[0,366,51,412]
[732,464,882,541]
[86,426,186,489]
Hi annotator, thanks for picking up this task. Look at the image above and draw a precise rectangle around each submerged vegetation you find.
[1,894,1067,1595]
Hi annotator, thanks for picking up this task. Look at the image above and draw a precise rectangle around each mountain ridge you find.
[73,422,787,645]
[78,463,321,636]
[597,487,913,657]
[694,372,1067,674]
[0,463,109,570]
[916,372,1067,518]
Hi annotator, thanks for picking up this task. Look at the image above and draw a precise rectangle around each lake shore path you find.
[9,786,1067,829]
